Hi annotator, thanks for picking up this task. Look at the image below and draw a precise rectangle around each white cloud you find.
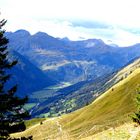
[1,0,140,46]
[2,0,140,27]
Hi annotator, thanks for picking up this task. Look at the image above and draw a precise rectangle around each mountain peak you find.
[60,37,70,42]
[14,29,31,37]
[85,39,105,48]
[33,31,51,38]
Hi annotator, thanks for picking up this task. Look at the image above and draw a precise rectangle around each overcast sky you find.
[1,0,140,46]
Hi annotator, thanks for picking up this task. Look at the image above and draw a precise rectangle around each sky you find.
[1,0,140,46]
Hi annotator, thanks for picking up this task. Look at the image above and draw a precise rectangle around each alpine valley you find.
[6,29,140,139]
[11,46,140,140]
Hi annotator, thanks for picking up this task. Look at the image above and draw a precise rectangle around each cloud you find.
[2,0,140,27]
[1,0,140,47]
[3,17,140,47]
[70,20,110,29]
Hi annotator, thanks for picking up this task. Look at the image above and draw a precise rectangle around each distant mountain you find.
[5,29,140,117]
[6,50,56,97]
[6,30,140,84]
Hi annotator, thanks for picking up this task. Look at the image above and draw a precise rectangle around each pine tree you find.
[132,88,140,125]
[0,19,30,139]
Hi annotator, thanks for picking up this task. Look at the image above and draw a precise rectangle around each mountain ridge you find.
[6,50,56,97]
[6,29,140,84]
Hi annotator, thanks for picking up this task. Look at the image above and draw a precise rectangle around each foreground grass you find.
[11,67,140,139]
[81,122,140,140]
[25,118,46,128]
[59,68,140,139]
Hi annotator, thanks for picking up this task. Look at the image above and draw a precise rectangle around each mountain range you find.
[6,29,140,84]
[5,29,140,117]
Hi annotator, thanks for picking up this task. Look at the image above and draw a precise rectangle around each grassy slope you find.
[60,68,140,139]
[25,118,46,128]
[107,58,140,85]
[11,66,140,139]
[82,123,140,140]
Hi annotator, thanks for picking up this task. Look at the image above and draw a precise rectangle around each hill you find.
[11,58,140,139]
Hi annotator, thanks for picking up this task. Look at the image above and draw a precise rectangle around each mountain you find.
[6,30,140,84]
[11,57,140,139]
[3,30,122,83]
[6,50,56,97]
[6,29,140,117]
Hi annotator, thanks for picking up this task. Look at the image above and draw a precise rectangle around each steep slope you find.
[106,58,140,85]
[6,50,56,97]
[12,59,140,139]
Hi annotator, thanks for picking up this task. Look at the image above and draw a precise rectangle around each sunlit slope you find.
[12,64,140,139]
[59,68,140,139]
[106,58,140,86]
[81,123,140,140]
